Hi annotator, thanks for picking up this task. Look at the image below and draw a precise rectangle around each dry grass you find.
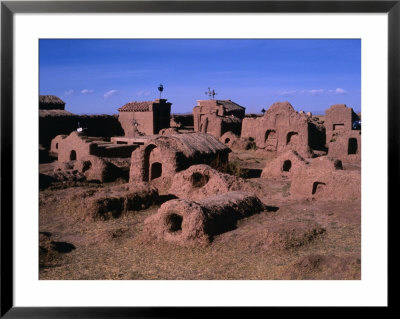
[39,149,360,280]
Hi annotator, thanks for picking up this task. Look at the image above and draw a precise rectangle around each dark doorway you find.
[143,144,157,181]
[348,138,358,154]
[166,213,183,233]
[70,150,77,161]
[191,172,209,187]
[264,130,277,151]
[151,162,162,180]
[282,160,292,172]
[312,182,326,195]
[286,132,299,145]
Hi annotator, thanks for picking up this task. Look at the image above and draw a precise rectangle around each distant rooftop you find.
[39,95,65,105]
[118,99,169,112]
[217,100,245,112]
[118,101,153,112]
[197,99,245,112]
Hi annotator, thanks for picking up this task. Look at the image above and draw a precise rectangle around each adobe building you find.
[193,100,245,138]
[325,104,360,141]
[241,101,325,158]
[118,99,172,137]
[142,192,264,246]
[39,95,66,110]
[325,104,361,162]
[129,133,231,189]
[261,150,343,180]
[54,131,137,163]
[290,164,360,201]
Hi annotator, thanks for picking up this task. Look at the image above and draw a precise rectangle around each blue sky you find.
[39,39,361,115]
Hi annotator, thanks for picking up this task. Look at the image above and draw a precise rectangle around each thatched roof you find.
[219,115,242,123]
[217,100,245,112]
[39,95,65,105]
[147,132,230,158]
[118,101,152,112]
[39,109,74,117]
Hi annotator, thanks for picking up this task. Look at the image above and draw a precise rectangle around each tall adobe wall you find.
[241,102,315,157]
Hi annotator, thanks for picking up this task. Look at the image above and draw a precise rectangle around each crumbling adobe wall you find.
[129,142,179,188]
[50,135,67,155]
[129,134,230,191]
[193,100,244,138]
[261,152,343,180]
[142,192,265,246]
[219,131,256,151]
[197,113,242,138]
[55,131,136,164]
[74,155,123,182]
[56,132,98,162]
[290,167,360,200]
[261,150,309,179]
[83,183,159,220]
[327,130,361,163]
[241,102,312,157]
[325,104,360,144]
[168,164,258,200]
[39,113,123,149]
[309,156,343,171]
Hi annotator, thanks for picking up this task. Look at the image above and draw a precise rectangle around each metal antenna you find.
[211,89,217,100]
[205,87,217,100]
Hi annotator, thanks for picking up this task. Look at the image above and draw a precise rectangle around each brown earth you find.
[39,149,361,280]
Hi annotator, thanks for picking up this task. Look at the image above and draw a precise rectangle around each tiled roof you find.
[118,101,152,112]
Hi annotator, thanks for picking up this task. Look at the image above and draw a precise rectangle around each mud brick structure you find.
[84,183,159,220]
[219,131,256,151]
[54,131,137,163]
[325,104,361,163]
[39,95,66,110]
[169,164,255,200]
[325,104,360,142]
[50,134,67,155]
[142,192,265,246]
[328,130,361,163]
[241,101,325,158]
[290,166,360,201]
[118,99,172,136]
[261,150,309,179]
[74,155,123,183]
[129,133,230,190]
[261,150,343,180]
[193,100,245,138]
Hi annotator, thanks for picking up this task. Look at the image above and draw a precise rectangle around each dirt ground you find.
[39,149,361,280]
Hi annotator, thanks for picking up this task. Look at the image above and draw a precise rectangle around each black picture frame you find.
[1,1,396,317]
